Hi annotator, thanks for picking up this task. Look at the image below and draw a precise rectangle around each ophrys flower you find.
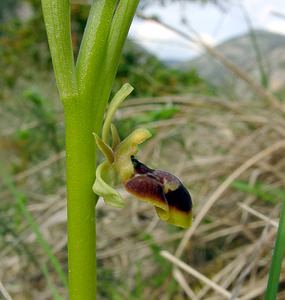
[93,83,192,228]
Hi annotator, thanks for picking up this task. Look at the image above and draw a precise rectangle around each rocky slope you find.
[185,30,285,96]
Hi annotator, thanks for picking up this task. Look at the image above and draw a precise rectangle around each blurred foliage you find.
[142,233,178,296]
[96,233,179,300]
[231,180,285,204]
[11,90,62,171]
[6,178,67,287]
[0,0,213,183]
[0,0,212,100]
[116,105,180,139]
[115,40,210,97]
[97,263,128,300]
[0,0,19,21]
[0,1,51,94]
[0,0,212,174]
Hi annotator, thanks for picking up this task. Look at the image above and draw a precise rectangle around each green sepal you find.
[102,83,133,144]
[93,133,114,163]
[111,123,121,150]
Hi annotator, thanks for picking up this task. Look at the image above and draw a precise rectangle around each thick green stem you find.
[265,198,285,300]
[41,0,140,299]
[64,101,97,300]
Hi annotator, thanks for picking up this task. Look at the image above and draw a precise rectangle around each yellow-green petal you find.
[115,128,152,182]
[93,161,124,208]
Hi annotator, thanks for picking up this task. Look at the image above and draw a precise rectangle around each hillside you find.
[185,30,285,96]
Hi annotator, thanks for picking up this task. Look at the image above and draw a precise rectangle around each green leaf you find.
[41,0,77,100]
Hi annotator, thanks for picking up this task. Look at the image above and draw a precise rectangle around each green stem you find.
[64,101,97,300]
[41,1,140,299]
[265,198,285,300]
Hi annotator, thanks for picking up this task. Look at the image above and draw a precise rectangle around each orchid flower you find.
[93,83,192,228]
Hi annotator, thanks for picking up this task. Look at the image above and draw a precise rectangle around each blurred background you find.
[1,0,285,299]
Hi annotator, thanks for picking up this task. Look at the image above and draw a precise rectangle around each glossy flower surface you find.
[92,83,192,228]
[125,157,192,228]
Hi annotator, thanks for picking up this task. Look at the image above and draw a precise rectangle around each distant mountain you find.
[184,30,285,96]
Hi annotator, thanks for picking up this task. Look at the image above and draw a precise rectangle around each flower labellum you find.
[125,156,192,228]
[93,83,192,228]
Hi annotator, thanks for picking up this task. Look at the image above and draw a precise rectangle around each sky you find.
[129,0,285,61]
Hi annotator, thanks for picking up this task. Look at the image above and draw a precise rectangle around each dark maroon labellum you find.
[129,156,192,214]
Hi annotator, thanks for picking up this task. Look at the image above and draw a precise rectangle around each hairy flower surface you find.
[93,83,192,228]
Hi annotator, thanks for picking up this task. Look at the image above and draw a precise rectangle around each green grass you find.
[265,197,285,300]
[231,179,285,299]
[2,174,67,292]
[42,263,64,300]
[231,179,285,203]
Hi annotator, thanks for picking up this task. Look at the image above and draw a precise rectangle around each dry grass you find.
[1,89,285,299]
